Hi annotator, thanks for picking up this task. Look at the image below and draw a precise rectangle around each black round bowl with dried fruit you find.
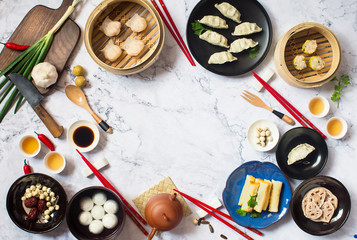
[6,173,67,233]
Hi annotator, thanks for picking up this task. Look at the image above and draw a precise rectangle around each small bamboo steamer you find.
[274,22,341,88]
[84,0,165,75]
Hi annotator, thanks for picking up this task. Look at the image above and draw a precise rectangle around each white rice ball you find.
[91,205,105,220]
[80,197,94,212]
[78,211,93,226]
[89,220,104,234]
[92,192,107,206]
[102,214,118,229]
[104,200,119,214]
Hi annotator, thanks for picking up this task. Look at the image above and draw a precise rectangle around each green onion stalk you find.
[0,0,81,123]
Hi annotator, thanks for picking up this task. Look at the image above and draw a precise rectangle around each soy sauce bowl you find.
[67,120,100,152]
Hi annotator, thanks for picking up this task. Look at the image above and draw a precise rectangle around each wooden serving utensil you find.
[65,85,113,133]
[241,90,295,125]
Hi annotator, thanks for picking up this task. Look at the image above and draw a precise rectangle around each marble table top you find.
[0,0,356,239]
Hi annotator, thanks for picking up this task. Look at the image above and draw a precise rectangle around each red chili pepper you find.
[24,159,31,174]
[34,131,55,151]
[0,41,29,51]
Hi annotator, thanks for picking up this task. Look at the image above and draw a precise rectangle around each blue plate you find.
[222,161,291,229]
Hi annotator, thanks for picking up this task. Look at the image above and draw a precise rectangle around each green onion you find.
[0,0,81,123]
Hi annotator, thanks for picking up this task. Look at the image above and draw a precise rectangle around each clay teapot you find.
[145,193,183,240]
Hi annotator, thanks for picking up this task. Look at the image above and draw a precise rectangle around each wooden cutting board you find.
[0,0,80,94]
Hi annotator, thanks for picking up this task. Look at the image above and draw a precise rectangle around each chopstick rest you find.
[195,197,222,219]
[81,157,109,177]
[253,68,274,92]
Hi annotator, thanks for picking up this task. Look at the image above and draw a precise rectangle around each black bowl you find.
[186,0,272,76]
[66,186,125,240]
[276,127,328,179]
[6,173,67,233]
[291,176,351,235]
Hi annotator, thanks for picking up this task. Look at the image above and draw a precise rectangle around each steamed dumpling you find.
[80,197,94,212]
[208,51,237,64]
[122,37,145,56]
[199,30,229,48]
[91,205,105,220]
[92,192,107,206]
[198,15,228,29]
[100,16,121,37]
[232,22,262,36]
[89,220,104,234]
[101,39,122,62]
[102,214,118,229]
[78,211,93,226]
[104,200,119,214]
[229,38,258,53]
[215,2,241,23]
[126,13,147,32]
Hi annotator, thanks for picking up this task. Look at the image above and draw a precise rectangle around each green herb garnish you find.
[191,20,207,36]
[249,46,259,58]
[250,211,261,218]
[236,208,247,216]
[331,74,350,108]
[247,194,258,208]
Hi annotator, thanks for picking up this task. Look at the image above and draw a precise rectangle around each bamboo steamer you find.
[274,22,341,88]
[84,0,165,75]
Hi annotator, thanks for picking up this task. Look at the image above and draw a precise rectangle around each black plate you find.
[186,0,272,76]
[66,186,125,240]
[291,176,351,235]
[6,173,67,233]
[276,127,328,180]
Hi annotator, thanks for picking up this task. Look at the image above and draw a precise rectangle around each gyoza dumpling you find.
[229,38,258,53]
[208,51,237,64]
[199,30,229,48]
[126,14,147,32]
[232,22,262,36]
[215,2,241,23]
[198,15,228,29]
[122,37,145,56]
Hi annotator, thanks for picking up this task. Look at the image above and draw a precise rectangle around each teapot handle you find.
[148,227,157,240]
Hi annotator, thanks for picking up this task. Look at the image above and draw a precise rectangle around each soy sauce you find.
[73,126,94,148]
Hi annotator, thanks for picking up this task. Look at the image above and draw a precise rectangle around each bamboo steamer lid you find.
[274,22,341,88]
[84,0,165,75]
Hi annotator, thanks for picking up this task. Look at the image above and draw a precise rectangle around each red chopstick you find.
[252,72,327,139]
[174,189,261,240]
[76,150,148,236]
[151,0,195,66]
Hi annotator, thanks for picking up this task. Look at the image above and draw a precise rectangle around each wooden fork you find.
[241,90,295,125]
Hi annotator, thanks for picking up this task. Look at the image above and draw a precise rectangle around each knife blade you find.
[9,73,63,138]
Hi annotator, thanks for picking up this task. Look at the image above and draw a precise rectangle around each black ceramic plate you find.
[6,173,67,233]
[66,186,125,240]
[186,0,272,76]
[276,127,328,180]
[291,176,351,235]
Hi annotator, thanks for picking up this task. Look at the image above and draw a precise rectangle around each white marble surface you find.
[0,0,356,239]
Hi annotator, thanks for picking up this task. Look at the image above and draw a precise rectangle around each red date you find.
[37,199,46,212]
[28,207,38,221]
[24,197,38,208]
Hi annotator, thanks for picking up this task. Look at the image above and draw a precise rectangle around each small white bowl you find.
[308,96,330,118]
[44,151,66,174]
[247,119,280,152]
[67,120,100,152]
[326,117,348,139]
[19,135,41,157]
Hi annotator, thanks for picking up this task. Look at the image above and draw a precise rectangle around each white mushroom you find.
[266,130,271,137]
[267,136,273,142]
[31,62,58,88]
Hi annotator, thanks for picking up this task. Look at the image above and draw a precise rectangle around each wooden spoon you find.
[65,85,113,133]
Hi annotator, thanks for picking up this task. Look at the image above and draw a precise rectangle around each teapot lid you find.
[145,193,183,231]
